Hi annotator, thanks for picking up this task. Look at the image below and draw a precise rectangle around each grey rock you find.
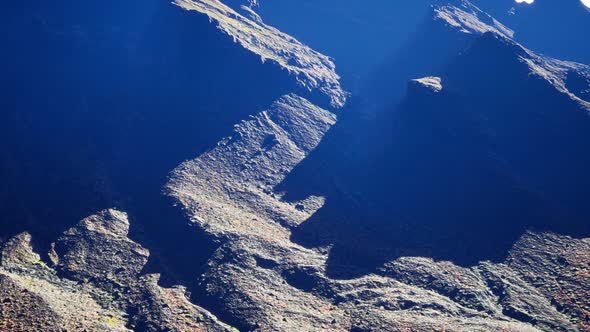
[166,92,564,331]
[507,232,590,331]
[53,209,150,288]
[0,212,234,332]
[1,1,589,331]
[174,0,347,108]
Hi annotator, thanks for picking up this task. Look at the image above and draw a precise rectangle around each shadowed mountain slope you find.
[475,0,590,64]
[1,0,590,331]
[0,0,343,272]
[279,3,590,278]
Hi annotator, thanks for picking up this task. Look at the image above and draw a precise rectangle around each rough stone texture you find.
[167,94,342,330]
[380,257,499,314]
[53,209,150,289]
[0,274,63,331]
[166,93,580,331]
[1,1,589,331]
[434,0,514,38]
[477,262,577,332]
[507,232,590,331]
[174,0,347,108]
[0,212,234,332]
[168,94,336,239]
[0,232,131,331]
[133,274,234,332]
[411,76,444,93]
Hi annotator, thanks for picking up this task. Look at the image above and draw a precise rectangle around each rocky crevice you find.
[1,0,590,331]
[0,210,236,331]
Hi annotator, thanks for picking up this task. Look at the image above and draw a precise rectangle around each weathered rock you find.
[410,76,444,93]
[166,92,579,331]
[380,257,500,314]
[0,212,234,332]
[174,0,347,108]
[0,274,63,331]
[477,262,577,332]
[0,231,130,331]
[434,0,514,38]
[507,232,590,332]
[168,94,343,330]
[53,209,150,288]
[132,274,234,332]
[1,1,589,331]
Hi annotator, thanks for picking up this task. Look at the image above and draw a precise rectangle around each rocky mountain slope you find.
[0,210,233,331]
[476,0,590,64]
[0,0,343,269]
[164,81,588,331]
[279,0,590,273]
[1,0,589,331]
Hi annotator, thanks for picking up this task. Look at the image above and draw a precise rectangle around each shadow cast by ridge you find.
[279,32,590,279]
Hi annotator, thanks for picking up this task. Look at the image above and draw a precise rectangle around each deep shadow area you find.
[475,0,590,64]
[279,32,590,279]
[0,0,302,286]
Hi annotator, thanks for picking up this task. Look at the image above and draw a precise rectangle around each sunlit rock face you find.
[1,0,590,331]
[0,211,234,331]
[245,0,590,83]
[165,90,580,331]
[280,1,590,278]
[0,0,343,251]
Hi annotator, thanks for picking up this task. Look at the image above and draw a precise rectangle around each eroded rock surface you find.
[165,91,588,331]
[174,0,347,108]
[0,212,234,332]
[0,232,131,331]
[1,0,589,331]
[53,209,150,288]
[507,232,590,331]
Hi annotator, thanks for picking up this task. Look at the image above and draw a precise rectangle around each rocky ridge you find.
[165,91,587,330]
[434,0,514,38]
[174,0,347,108]
[0,0,589,331]
[0,210,234,331]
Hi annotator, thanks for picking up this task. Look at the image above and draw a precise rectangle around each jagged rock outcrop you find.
[0,0,345,251]
[0,232,131,331]
[168,94,335,237]
[167,94,340,330]
[173,0,346,108]
[165,90,587,331]
[52,209,150,288]
[434,0,514,37]
[279,0,590,274]
[365,0,515,106]
[410,76,444,93]
[0,211,234,331]
[1,0,589,331]
[507,232,590,331]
